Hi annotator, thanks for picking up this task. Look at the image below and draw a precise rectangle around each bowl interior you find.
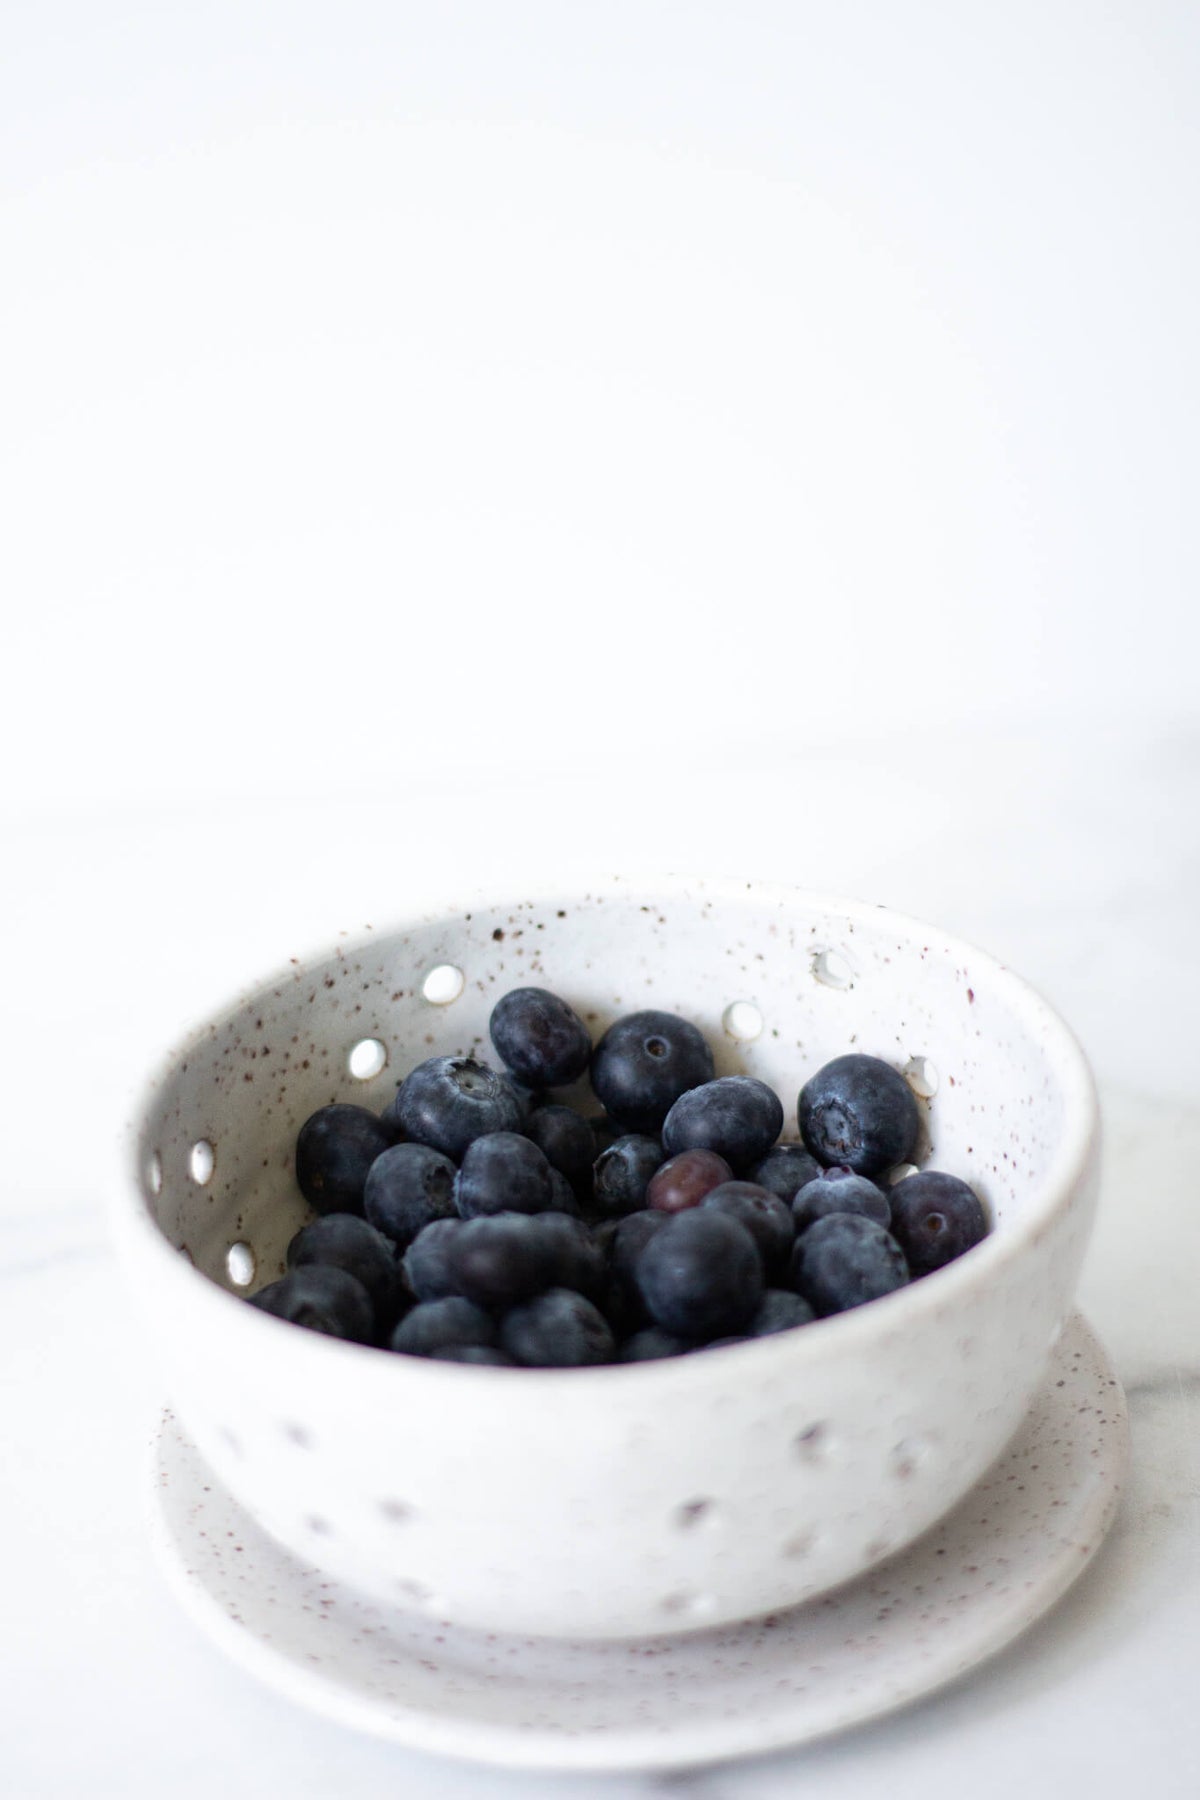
[134,879,1084,1302]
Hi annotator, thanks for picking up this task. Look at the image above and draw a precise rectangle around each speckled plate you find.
[147,1313,1126,1771]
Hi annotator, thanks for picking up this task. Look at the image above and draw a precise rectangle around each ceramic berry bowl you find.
[114,875,1100,1642]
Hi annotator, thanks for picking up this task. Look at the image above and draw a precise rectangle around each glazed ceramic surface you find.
[149,1314,1127,1770]
[115,876,1100,1638]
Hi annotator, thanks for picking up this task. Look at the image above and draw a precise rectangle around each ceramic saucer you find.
[149,1312,1126,1772]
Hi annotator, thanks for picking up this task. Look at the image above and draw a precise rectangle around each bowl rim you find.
[111,872,1100,1393]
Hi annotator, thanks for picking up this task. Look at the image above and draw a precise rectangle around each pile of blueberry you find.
[249,988,988,1366]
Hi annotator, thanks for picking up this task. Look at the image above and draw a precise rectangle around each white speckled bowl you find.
[114,876,1099,1640]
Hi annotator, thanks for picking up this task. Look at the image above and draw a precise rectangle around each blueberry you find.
[747,1288,816,1336]
[546,1166,587,1218]
[609,1207,669,1279]
[286,1213,404,1334]
[661,1076,784,1170]
[590,1010,714,1133]
[887,1170,987,1276]
[391,1056,523,1161]
[792,1166,891,1232]
[699,1181,794,1277]
[533,1211,606,1299]
[600,1208,670,1334]
[617,1327,691,1363]
[506,1083,541,1129]
[750,1144,822,1203]
[500,1288,615,1367]
[454,1131,554,1218]
[294,1104,392,1216]
[448,1212,554,1309]
[429,1344,516,1366]
[635,1210,763,1341]
[587,1115,624,1156]
[249,1265,374,1342]
[592,1135,664,1218]
[791,1213,910,1316]
[489,987,592,1088]
[390,1297,497,1357]
[590,1217,621,1262]
[364,1143,458,1248]
[798,1054,919,1177]
[522,1104,596,1195]
[646,1148,732,1214]
[402,1217,465,1301]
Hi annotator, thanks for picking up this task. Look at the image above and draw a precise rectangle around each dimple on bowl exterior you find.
[113,875,1100,1640]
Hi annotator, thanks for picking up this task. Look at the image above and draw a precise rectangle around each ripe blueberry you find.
[635,1210,763,1341]
[295,1104,392,1216]
[286,1213,403,1334]
[489,987,592,1088]
[430,1344,516,1366]
[390,1296,497,1357]
[699,1181,795,1276]
[617,1327,691,1362]
[448,1212,554,1309]
[798,1054,919,1177]
[533,1211,606,1299]
[791,1213,910,1316]
[522,1103,596,1195]
[454,1131,554,1219]
[747,1288,816,1336]
[749,1144,822,1203]
[600,1208,669,1335]
[391,1056,523,1161]
[888,1170,987,1276]
[590,1010,714,1133]
[792,1166,891,1232]
[364,1142,457,1248]
[249,1265,374,1342]
[401,1217,465,1302]
[592,1135,664,1218]
[662,1076,784,1169]
[500,1288,615,1367]
[545,1166,587,1218]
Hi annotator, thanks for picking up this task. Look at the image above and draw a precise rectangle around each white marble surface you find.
[3,726,1199,1797]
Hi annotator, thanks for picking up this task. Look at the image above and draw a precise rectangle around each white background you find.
[2,5,1198,1797]
[3,0,1199,811]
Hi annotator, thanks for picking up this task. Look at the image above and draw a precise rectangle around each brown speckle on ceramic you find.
[150,1315,1126,1772]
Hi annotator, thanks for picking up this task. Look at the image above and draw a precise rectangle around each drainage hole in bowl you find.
[672,1497,719,1531]
[888,1435,933,1480]
[225,1241,256,1288]
[782,1529,818,1559]
[188,1139,215,1185]
[904,1056,939,1099]
[422,964,465,1005]
[722,1000,764,1042]
[378,1498,416,1524]
[793,1422,834,1464]
[813,949,853,989]
[282,1421,313,1449]
[306,1515,332,1536]
[348,1037,388,1080]
[396,1578,436,1606]
[661,1590,717,1619]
